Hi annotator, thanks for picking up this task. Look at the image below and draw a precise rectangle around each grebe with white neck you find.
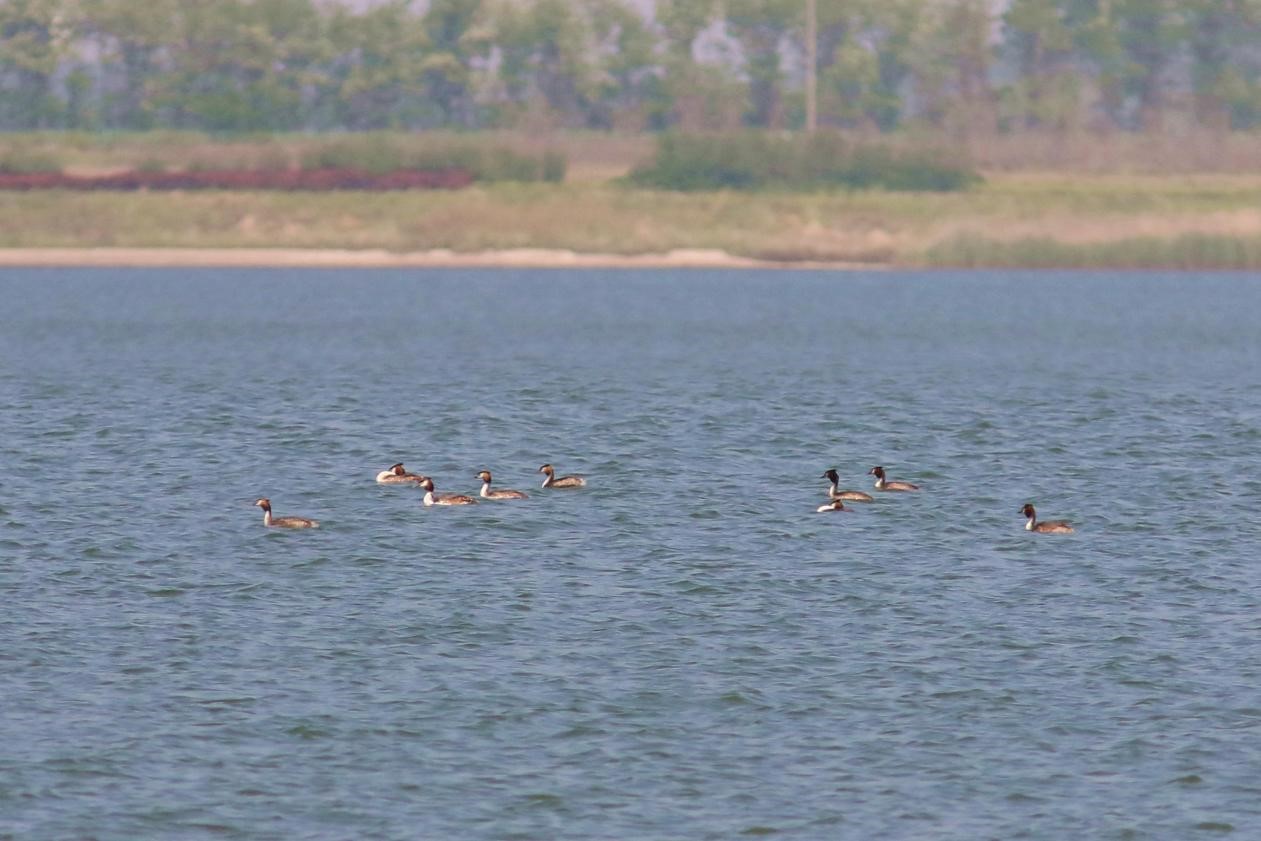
[821,469,873,502]
[419,477,478,506]
[868,466,919,492]
[376,463,425,484]
[817,499,853,513]
[253,498,319,528]
[1021,503,1073,534]
[477,470,528,499]
[539,463,586,488]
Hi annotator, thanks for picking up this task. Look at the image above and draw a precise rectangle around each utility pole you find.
[805,0,817,132]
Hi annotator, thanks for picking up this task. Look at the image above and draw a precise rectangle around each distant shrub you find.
[184,157,220,173]
[628,132,768,190]
[135,157,169,173]
[182,149,287,173]
[541,149,567,183]
[253,146,294,172]
[0,147,62,174]
[301,135,405,174]
[299,135,565,182]
[627,131,980,193]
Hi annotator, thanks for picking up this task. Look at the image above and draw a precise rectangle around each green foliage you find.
[324,1,432,130]
[0,0,68,128]
[6,0,1261,134]
[301,135,408,174]
[627,132,980,192]
[0,145,62,173]
[135,157,168,173]
[299,134,566,182]
[724,0,800,128]
[185,147,293,172]
[541,149,567,183]
[924,233,1261,270]
[495,0,604,127]
[419,0,492,127]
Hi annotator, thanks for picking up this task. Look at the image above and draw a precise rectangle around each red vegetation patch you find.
[0,168,474,191]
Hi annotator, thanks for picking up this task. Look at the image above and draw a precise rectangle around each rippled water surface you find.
[2,267,1260,839]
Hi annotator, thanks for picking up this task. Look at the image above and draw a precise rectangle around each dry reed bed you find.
[0,168,472,191]
[4,175,1261,268]
[15,128,1261,180]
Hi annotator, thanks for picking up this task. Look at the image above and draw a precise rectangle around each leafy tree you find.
[1183,0,1261,130]
[1001,0,1080,129]
[724,0,801,127]
[1065,0,1182,130]
[324,1,429,129]
[587,0,658,129]
[147,0,327,131]
[77,0,177,128]
[819,0,920,130]
[1111,0,1184,131]
[906,0,996,134]
[654,0,713,126]
[493,0,600,127]
[420,0,492,128]
[0,0,66,128]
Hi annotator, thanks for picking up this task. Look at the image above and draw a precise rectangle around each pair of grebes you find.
[256,463,1071,534]
[252,463,585,529]
[818,467,1074,534]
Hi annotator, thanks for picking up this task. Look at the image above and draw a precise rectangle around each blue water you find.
[2,267,1260,840]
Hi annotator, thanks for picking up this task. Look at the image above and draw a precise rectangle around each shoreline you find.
[0,247,881,271]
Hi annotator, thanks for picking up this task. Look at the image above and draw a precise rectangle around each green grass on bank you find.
[628,132,980,193]
[3,174,1261,268]
[0,132,570,182]
[924,233,1261,269]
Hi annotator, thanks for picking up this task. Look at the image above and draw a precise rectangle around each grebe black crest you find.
[538,463,586,489]
[254,498,319,529]
[868,466,919,492]
[376,462,425,484]
[821,468,874,502]
[477,470,529,499]
[1021,503,1074,534]
[817,499,852,513]
[419,477,478,506]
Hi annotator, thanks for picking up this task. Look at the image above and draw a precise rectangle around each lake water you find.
[2,267,1260,840]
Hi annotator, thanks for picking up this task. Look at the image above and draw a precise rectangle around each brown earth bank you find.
[0,168,473,191]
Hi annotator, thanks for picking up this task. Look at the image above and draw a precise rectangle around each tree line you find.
[2,0,1259,134]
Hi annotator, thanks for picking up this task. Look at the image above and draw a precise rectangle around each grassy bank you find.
[4,174,1261,268]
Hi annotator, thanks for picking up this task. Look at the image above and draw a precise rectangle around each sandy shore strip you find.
[0,247,879,270]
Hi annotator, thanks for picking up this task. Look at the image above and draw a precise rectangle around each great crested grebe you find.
[821,469,874,502]
[538,463,586,488]
[418,477,478,506]
[254,498,319,528]
[376,463,425,484]
[476,470,528,499]
[1021,503,1074,534]
[868,466,919,492]
[817,499,853,513]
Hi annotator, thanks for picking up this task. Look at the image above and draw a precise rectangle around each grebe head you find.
[418,477,435,492]
[390,463,407,475]
[821,469,839,482]
[477,470,493,482]
[538,464,554,476]
[254,498,271,512]
[1021,503,1036,518]
[868,466,885,478]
